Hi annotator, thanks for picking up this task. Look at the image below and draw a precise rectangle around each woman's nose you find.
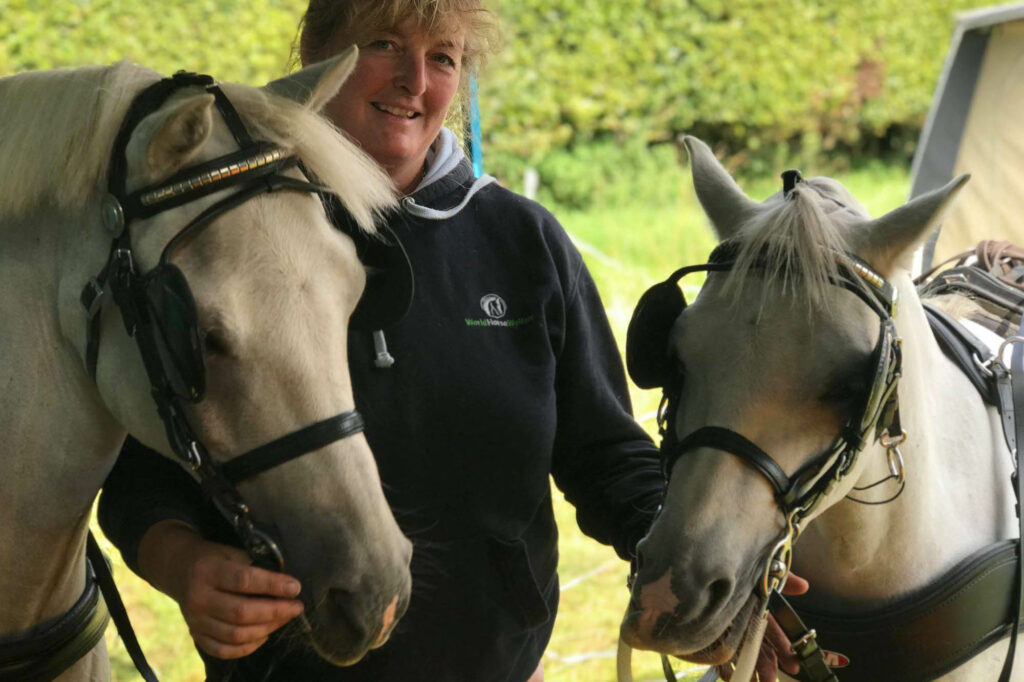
[393,53,427,95]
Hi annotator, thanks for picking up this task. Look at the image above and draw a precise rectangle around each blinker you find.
[143,264,205,402]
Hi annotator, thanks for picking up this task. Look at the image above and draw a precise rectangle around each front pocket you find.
[486,535,554,629]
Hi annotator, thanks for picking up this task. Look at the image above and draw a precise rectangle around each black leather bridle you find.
[653,249,904,599]
[81,71,368,569]
[625,198,905,680]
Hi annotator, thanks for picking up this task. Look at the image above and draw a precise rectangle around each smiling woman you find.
[97,2,666,682]
[298,0,498,193]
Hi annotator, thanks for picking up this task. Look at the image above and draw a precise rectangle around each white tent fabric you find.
[911,3,1024,269]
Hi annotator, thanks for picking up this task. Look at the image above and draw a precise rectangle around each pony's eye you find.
[202,329,230,357]
[820,374,868,412]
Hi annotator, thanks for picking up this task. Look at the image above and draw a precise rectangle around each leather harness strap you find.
[999,323,1024,682]
[922,303,1000,405]
[0,556,109,682]
[769,592,838,682]
[767,260,1024,682]
[784,540,1023,682]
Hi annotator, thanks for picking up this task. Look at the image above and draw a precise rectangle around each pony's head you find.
[620,136,967,665]
[45,51,412,664]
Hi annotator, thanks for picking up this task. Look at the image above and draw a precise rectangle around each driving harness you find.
[1,71,411,681]
[626,171,1024,682]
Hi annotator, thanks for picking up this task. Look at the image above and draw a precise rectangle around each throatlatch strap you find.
[221,411,365,484]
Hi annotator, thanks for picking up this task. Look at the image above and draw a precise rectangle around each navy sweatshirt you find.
[98,158,663,682]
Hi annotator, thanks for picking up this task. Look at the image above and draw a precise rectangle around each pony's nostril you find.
[706,578,734,614]
[326,588,369,640]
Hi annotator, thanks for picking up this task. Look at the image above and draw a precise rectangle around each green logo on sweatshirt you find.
[464,293,534,328]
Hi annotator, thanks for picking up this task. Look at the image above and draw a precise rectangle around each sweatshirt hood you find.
[401,127,496,221]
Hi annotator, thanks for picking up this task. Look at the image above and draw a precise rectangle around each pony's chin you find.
[676,592,764,666]
[299,615,372,667]
[306,631,366,667]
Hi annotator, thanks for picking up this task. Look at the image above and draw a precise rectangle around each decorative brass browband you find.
[139,147,287,207]
[834,252,899,318]
[835,253,885,290]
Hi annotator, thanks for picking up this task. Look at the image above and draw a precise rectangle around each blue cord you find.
[467,76,483,178]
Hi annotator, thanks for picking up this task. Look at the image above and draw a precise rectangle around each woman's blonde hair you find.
[297,0,500,72]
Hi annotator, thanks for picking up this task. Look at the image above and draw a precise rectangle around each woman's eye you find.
[366,39,394,51]
[432,53,456,68]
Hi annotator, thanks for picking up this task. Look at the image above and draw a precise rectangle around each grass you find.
[98,159,911,681]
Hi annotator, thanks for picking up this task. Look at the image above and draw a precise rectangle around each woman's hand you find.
[137,520,305,659]
[717,573,810,682]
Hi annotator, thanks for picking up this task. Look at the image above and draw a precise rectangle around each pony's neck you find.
[0,208,125,634]
[793,271,1016,609]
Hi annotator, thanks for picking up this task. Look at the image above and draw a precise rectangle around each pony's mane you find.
[0,61,156,219]
[0,61,394,231]
[218,81,394,231]
[722,184,850,310]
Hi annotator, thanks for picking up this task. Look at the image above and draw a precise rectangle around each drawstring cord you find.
[372,330,395,368]
[401,175,496,220]
[376,171,496,369]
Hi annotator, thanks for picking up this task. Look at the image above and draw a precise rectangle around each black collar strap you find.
[0,559,110,682]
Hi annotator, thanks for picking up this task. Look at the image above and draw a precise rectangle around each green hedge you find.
[481,0,1001,178]
[1,0,1005,197]
[0,0,304,84]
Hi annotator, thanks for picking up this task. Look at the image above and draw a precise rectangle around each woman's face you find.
[324,18,465,193]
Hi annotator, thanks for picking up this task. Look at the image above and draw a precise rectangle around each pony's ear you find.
[684,135,761,241]
[127,93,215,185]
[263,46,359,112]
[847,174,970,275]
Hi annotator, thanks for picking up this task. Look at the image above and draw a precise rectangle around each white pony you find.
[620,136,1022,681]
[0,51,412,680]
